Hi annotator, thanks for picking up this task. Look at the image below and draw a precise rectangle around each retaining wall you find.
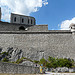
[0,62,39,74]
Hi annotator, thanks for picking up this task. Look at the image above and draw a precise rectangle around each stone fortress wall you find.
[0,22,48,32]
[0,62,39,74]
[0,30,75,61]
[0,7,75,61]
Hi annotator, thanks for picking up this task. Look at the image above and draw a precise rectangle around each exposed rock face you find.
[0,47,23,62]
[0,47,39,66]
[20,61,34,66]
[0,46,44,62]
[47,67,75,73]
[0,33,75,61]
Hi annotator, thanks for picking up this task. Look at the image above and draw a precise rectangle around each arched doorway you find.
[19,26,25,30]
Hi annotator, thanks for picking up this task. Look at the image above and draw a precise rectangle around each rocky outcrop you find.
[0,47,37,66]
[0,47,23,62]
[46,67,75,73]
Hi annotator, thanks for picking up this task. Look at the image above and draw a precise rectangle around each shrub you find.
[39,58,47,67]
[2,57,9,62]
[1,52,8,56]
[34,60,39,64]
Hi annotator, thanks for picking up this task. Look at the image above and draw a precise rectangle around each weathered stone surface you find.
[20,61,34,66]
[56,67,69,72]
[0,47,24,62]
[0,33,74,61]
[0,62,39,74]
[11,13,36,25]
[0,22,48,32]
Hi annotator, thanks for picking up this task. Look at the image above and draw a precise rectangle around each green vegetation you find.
[2,57,9,62]
[0,52,9,62]
[1,55,74,68]
[39,58,47,67]
[33,60,39,64]
[14,57,33,64]
[15,57,24,64]
[0,51,75,68]
[1,52,8,56]
[38,57,75,68]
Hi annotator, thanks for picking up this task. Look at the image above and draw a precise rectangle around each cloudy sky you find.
[0,0,75,30]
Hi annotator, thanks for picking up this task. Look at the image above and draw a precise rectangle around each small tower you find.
[0,7,1,21]
[69,23,75,32]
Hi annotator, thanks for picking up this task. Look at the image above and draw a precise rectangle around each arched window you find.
[14,17,16,22]
[19,26,25,30]
[28,19,29,24]
[22,18,24,23]
[31,19,33,24]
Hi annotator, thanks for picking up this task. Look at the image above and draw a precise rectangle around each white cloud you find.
[0,0,48,22]
[43,0,48,6]
[59,17,75,30]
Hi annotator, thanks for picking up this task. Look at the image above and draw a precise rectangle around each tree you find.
[39,58,47,67]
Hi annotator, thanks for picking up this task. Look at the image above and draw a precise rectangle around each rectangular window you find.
[22,18,24,23]
[14,17,16,22]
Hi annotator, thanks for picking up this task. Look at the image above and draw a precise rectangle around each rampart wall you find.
[0,31,75,60]
[0,22,48,32]
[0,62,39,74]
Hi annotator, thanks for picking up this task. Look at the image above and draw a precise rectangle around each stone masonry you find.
[0,62,39,74]
[0,31,75,61]
[0,7,75,61]
[0,8,1,21]
[11,13,36,25]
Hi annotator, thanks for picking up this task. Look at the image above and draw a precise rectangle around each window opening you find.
[22,18,24,23]
[34,21,35,25]
[14,17,16,22]
[31,19,32,24]
[28,19,29,24]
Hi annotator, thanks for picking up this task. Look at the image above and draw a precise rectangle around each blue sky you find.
[31,0,75,30]
[1,0,75,30]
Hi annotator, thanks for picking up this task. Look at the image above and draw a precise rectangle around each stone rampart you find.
[0,62,39,74]
[0,32,75,60]
[0,22,48,32]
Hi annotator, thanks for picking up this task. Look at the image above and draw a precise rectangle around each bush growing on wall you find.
[0,50,74,68]
[38,57,75,68]
[2,57,9,62]
[39,58,47,67]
